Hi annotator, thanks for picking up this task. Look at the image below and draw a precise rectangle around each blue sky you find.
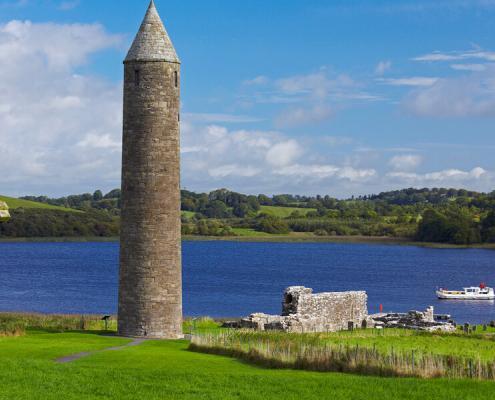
[0,0,494,197]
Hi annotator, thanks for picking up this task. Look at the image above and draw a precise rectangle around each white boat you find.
[436,284,495,300]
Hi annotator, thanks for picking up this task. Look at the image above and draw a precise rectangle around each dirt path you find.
[55,338,146,364]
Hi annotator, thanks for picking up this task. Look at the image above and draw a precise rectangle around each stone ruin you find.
[223,286,456,333]
[370,307,456,332]
[228,286,370,333]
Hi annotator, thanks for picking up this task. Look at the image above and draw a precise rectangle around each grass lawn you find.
[2,330,495,400]
[259,205,317,218]
[231,228,273,237]
[0,195,79,212]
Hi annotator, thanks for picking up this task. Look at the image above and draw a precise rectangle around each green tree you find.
[256,215,290,234]
[482,211,495,243]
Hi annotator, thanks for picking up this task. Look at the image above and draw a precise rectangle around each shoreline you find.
[0,234,493,249]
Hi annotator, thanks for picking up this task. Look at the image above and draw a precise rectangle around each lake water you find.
[0,241,494,324]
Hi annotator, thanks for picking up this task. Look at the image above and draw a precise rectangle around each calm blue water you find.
[0,241,494,323]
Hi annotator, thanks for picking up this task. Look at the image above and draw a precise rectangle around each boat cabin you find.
[437,283,495,300]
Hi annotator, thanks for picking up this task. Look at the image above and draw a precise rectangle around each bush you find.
[256,215,290,234]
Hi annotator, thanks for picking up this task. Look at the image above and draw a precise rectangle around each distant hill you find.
[0,195,79,213]
[0,187,493,244]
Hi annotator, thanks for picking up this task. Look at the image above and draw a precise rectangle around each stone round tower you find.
[118,0,182,339]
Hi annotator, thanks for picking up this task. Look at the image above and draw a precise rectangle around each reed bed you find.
[190,330,495,380]
[0,313,117,333]
[0,316,25,337]
[183,317,221,334]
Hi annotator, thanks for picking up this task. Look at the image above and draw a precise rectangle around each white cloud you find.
[275,105,333,128]
[323,136,355,146]
[403,69,495,117]
[338,167,377,181]
[413,52,460,62]
[451,63,487,72]
[241,69,381,129]
[183,113,264,123]
[243,75,269,86]
[275,70,375,101]
[275,164,339,179]
[375,60,391,75]
[2,19,492,198]
[0,0,28,8]
[58,1,79,10]
[180,121,383,194]
[0,20,123,195]
[276,71,340,99]
[413,48,495,63]
[181,146,205,154]
[275,70,379,124]
[0,20,122,71]
[208,164,261,178]
[265,140,303,167]
[77,133,120,150]
[274,164,376,182]
[387,167,488,183]
[378,77,439,87]
[389,154,422,171]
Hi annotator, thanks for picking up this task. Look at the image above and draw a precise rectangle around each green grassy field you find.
[231,228,273,237]
[259,205,317,218]
[0,195,78,212]
[317,328,495,361]
[2,329,495,400]
[192,327,495,361]
[181,210,196,219]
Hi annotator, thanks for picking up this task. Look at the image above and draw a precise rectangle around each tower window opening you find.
[135,69,140,86]
[174,71,178,88]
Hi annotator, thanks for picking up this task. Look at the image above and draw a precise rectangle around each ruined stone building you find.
[118,0,182,339]
[240,286,369,333]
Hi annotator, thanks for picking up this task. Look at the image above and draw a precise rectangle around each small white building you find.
[0,201,10,222]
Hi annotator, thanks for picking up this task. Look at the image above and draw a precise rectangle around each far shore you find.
[0,234,494,249]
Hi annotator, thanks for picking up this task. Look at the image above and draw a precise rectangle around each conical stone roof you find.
[125,0,180,63]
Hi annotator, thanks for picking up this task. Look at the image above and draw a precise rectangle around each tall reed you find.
[0,319,25,337]
[190,330,495,380]
[0,313,116,333]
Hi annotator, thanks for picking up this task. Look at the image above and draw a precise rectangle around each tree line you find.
[0,187,492,244]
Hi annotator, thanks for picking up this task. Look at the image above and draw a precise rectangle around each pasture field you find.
[181,210,196,219]
[259,205,317,217]
[0,195,78,212]
[231,228,273,237]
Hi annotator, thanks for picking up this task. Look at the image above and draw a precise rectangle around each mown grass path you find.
[1,331,495,399]
[55,337,146,364]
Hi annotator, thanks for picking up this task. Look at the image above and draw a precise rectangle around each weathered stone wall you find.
[240,286,369,333]
[118,58,182,339]
[282,286,368,332]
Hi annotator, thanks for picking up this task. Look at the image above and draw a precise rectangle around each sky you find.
[0,0,494,198]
